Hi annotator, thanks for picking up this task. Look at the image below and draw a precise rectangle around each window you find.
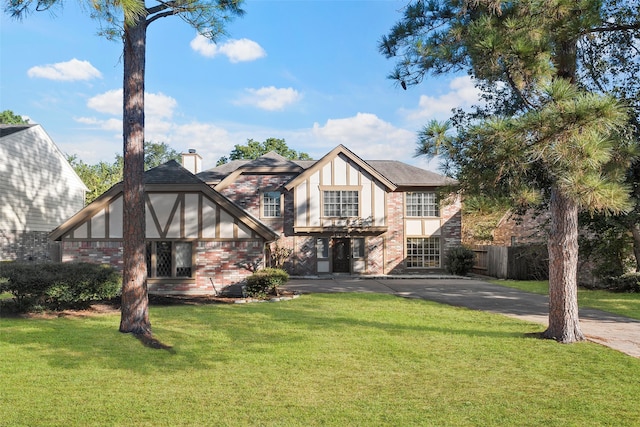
[146,241,193,278]
[262,191,281,218]
[323,190,359,217]
[406,237,440,268]
[352,238,365,259]
[317,238,329,259]
[406,192,439,217]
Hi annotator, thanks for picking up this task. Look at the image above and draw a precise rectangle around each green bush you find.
[245,268,290,298]
[0,262,121,312]
[600,273,640,293]
[445,246,476,276]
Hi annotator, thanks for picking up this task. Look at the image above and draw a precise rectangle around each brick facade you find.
[61,240,265,295]
[1,230,60,262]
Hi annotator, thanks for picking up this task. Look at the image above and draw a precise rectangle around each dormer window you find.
[323,190,359,217]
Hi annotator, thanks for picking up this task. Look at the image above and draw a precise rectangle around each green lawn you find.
[489,279,640,320]
[1,294,639,426]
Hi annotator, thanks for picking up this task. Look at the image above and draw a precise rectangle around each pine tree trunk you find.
[543,186,584,343]
[631,222,640,272]
[119,16,151,335]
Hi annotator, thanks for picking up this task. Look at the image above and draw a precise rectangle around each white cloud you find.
[190,35,266,63]
[86,89,177,118]
[86,89,121,115]
[402,75,482,123]
[76,89,178,141]
[27,58,102,81]
[236,86,302,111]
[310,113,416,160]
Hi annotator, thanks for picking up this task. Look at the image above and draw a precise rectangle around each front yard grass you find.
[1,293,639,426]
[489,279,640,320]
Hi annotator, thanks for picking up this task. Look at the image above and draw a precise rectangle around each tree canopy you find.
[68,141,180,204]
[217,138,312,165]
[381,0,640,343]
[0,110,28,124]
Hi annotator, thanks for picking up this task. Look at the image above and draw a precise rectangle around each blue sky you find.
[1,0,480,171]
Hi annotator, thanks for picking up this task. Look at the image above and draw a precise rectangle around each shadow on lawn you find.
[0,293,544,372]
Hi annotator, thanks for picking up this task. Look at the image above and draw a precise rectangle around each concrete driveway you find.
[283,276,640,358]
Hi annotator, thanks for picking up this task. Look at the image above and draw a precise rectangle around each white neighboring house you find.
[0,124,87,261]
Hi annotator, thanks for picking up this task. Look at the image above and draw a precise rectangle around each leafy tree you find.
[114,141,181,171]
[217,138,312,165]
[381,0,640,343]
[7,0,245,336]
[68,141,179,204]
[0,110,28,124]
[67,156,122,204]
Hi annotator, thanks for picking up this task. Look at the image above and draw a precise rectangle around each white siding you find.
[184,194,199,238]
[374,183,385,226]
[295,184,308,227]
[360,174,372,220]
[65,191,256,241]
[333,156,347,185]
[0,125,87,232]
[293,158,389,228]
[109,196,123,238]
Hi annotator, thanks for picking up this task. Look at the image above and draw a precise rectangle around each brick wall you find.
[220,174,296,235]
[385,192,406,274]
[492,210,550,246]
[440,193,463,258]
[195,241,264,292]
[1,230,60,262]
[60,239,265,295]
[62,241,124,267]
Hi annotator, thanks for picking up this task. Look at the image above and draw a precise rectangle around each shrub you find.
[600,273,640,293]
[445,246,475,276]
[0,262,121,312]
[245,268,290,298]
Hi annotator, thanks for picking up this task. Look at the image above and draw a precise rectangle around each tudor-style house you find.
[50,145,461,294]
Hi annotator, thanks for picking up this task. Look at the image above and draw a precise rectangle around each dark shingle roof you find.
[197,150,454,187]
[366,160,456,187]
[144,160,204,184]
[197,151,305,183]
[0,124,36,137]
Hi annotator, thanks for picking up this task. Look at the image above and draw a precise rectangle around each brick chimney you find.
[181,149,202,174]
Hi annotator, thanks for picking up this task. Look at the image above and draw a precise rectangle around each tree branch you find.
[584,22,640,36]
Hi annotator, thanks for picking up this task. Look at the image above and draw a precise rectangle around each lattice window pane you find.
[146,242,152,276]
[175,242,192,277]
[156,241,172,277]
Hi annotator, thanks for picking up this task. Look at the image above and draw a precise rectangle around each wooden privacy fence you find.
[471,245,548,280]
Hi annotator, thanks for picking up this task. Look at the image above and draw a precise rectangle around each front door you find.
[332,238,350,273]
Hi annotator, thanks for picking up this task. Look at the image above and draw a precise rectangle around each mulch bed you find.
[1,290,299,319]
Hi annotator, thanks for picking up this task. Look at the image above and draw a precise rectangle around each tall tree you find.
[7,0,244,336]
[217,138,312,165]
[0,110,28,124]
[381,0,640,343]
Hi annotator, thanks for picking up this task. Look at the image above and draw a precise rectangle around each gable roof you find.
[366,160,457,187]
[197,145,454,190]
[144,160,205,185]
[285,145,397,191]
[50,160,279,242]
[200,151,305,191]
